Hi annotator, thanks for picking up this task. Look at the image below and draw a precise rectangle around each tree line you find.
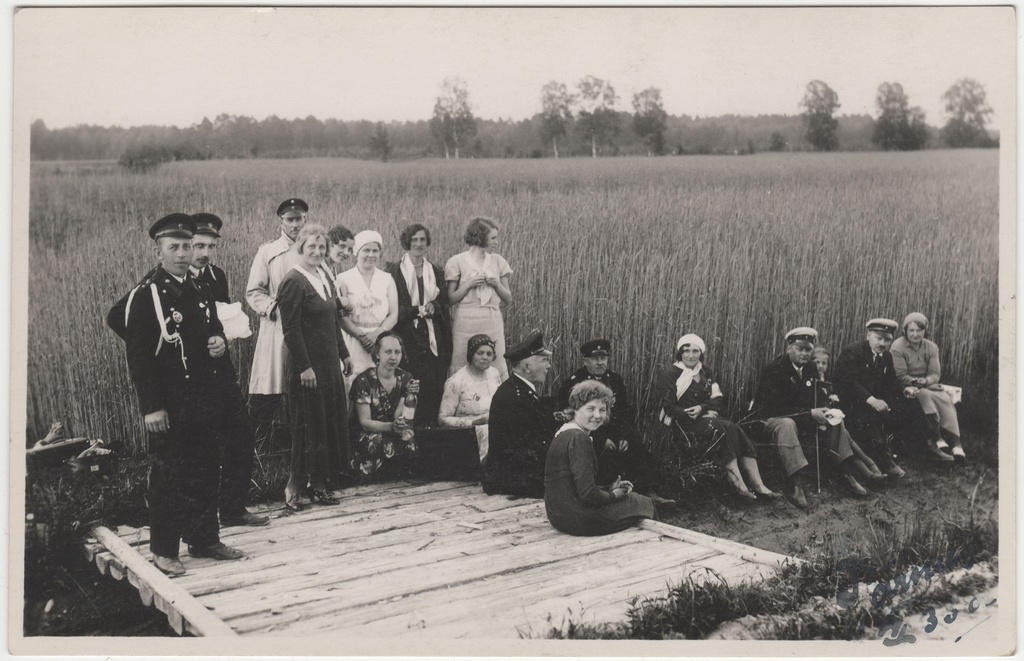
[29,77,996,169]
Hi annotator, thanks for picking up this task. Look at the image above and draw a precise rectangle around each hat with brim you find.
[506,331,552,363]
[277,198,308,216]
[785,326,818,347]
[866,318,898,336]
[191,212,223,237]
[581,339,611,357]
[150,213,196,240]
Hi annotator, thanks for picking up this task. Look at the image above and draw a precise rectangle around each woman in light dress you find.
[445,217,513,380]
[336,230,399,391]
[438,334,504,464]
[890,312,965,460]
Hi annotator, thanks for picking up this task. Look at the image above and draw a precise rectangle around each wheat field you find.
[26,151,999,452]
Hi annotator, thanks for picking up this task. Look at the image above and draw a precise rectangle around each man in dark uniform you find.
[189,213,270,527]
[483,332,559,498]
[756,327,866,509]
[556,339,670,503]
[188,213,230,303]
[122,214,244,576]
[834,318,918,473]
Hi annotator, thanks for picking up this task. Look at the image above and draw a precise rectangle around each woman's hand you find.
[407,378,421,395]
[484,274,500,288]
[473,414,489,426]
[300,367,317,389]
[927,383,944,391]
[610,476,634,498]
[391,417,410,434]
[342,358,353,377]
[702,410,718,419]
[358,332,374,351]
[467,273,488,288]
[683,405,702,419]
[423,302,435,317]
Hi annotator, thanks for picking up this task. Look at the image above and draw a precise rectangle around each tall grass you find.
[27,152,998,452]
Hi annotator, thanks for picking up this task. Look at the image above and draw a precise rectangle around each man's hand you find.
[866,396,890,413]
[473,414,489,426]
[703,410,718,419]
[604,439,617,452]
[683,405,702,419]
[300,367,317,389]
[617,439,629,452]
[208,335,226,358]
[144,410,170,434]
[810,407,829,425]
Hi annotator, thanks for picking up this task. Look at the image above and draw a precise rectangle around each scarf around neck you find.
[400,252,440,356]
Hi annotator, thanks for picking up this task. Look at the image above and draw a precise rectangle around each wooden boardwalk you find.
[83,481,799,638]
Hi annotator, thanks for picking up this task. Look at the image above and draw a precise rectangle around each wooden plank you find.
[284,535,721,636]
[639,519,801,567]
[90,525,238,637]
[216,529,657,626]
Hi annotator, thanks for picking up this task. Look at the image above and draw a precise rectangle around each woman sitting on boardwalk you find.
[348,331,420,476]
[277,224,351,510]
[438,334,504,463]
[656,334,777,502]
[890,312,965,460]
[544,380,657,536]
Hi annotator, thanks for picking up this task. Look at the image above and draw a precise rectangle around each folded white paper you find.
[216,301,253,341]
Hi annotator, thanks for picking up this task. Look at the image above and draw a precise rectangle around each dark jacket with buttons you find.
[834,340,903,418]
[124,266,226,422]
[484,374,558,498]
[195,264,231,304]
[756,354,821,433]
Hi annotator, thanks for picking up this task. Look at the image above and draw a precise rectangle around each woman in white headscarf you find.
[387,223,452,427]
[337,230,399,390]
[656,334,777,502]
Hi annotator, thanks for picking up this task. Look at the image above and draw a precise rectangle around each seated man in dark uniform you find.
[755,327,871,509]
[834,318,920,472]
[119,214,244,576]
[557,339,671,504]
[483,332,559,498]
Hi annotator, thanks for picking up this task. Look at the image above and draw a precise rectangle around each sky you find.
[13,7,1015,131]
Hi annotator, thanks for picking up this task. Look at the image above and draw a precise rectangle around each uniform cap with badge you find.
[581,339,611,357]
[784,327,818,348]
[865,318,899,337]
[149,213,196,240]
[191,213,223,237]
[277,198,308,217]
[505,331,553,363]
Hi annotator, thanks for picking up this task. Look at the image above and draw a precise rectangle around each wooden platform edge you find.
[638,519,804,568]
[89,525,238,637]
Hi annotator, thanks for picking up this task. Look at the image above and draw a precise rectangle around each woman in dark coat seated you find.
[544,380,657,536]
[656,334,777,502]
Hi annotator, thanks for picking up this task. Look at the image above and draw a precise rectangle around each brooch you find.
[172,311,183,323]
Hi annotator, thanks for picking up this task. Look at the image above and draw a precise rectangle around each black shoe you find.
[221,511,270,527]
[187,542,245,561]
[310,489,340,505]
[785,479,809,509]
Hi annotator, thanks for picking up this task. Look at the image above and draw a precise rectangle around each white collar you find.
[168,272,185,284]
[513,372,538,393]
[188,265,202,277]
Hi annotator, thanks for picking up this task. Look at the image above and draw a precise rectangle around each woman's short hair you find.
[328,225,354,245]
[399,223,432,250]
[568,380,615,412]
[295,223,329,255]
[902,312,929,334]
[371,331,404,364]
[466,334,496,364]
[463,217,498,247]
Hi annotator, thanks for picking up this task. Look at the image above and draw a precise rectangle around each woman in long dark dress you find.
[278,223,352,511]
[544,380,657,536]
[388,223,452,428]
[656,333,777,502]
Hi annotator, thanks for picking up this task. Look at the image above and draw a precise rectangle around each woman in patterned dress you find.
[348,331,421,476]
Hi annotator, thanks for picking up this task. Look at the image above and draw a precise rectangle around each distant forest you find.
[29,113,947,163]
